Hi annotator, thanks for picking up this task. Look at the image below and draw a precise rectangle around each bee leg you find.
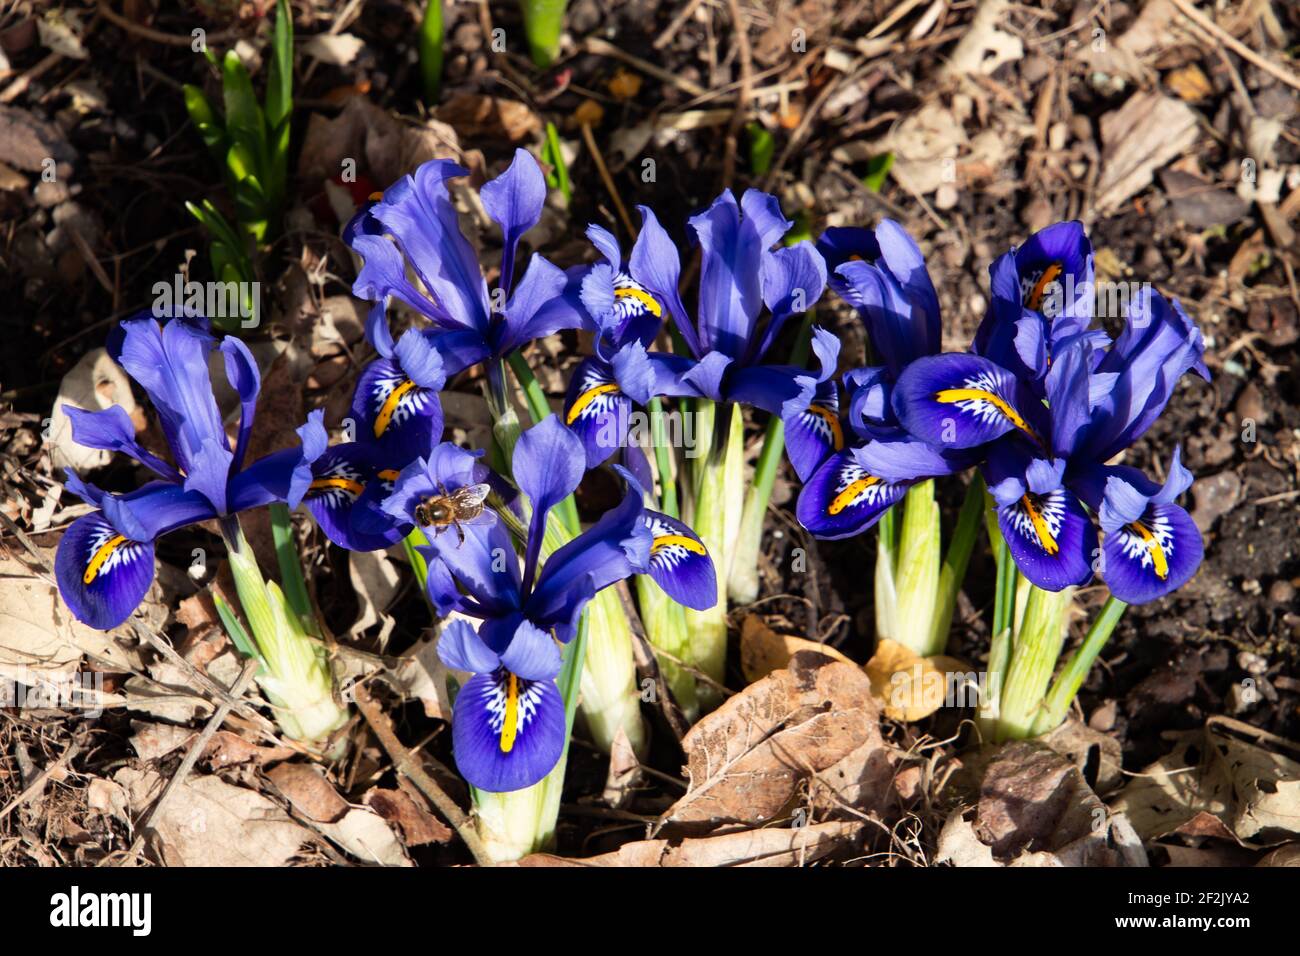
[455,522,465,547]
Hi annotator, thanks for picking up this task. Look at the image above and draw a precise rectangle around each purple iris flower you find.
[55,314,327,629]
[378,418,713,791]
[973,220,1109,394]
[605,192,826,414]
[782,222,973,539]
[562,224,678,472]
[347,149,584,377]
[299,307,447,553]
[893,275,1208,604]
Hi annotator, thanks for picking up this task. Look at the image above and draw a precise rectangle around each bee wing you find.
[456,483,493,507]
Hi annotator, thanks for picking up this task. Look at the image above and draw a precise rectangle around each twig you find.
[579,121,636,239]
[96,0,240,47]
[721,0,754,189]
[0,740,82,824]
[1167,0,1300,93]
[583,37,707,98]
[118,660,259,866]
[352,684,492,866]
[654,0,707,49]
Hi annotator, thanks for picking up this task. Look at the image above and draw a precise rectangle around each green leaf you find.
[183,84,227,155]
[264,0,294,132]
[221,49,268,183]
[862,152,894,192]
[745,122,774,175]
[269,503,317,636]
[213,592,261,662]
[418,0,444,105]
[542,121,571,203]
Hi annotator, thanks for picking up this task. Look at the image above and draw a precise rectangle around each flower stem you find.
[890,480,942,656]
[1031,596,1127,735]
[220,517,347,749]
[681,400,742,707]
[507,350,579,535]
[646,396,678,518]
[928,474,987,656]
[994,583,1074,742]
[727,411,782,605]
[728,314,812,606]
[269,502,315,635]
[637,572,697,719]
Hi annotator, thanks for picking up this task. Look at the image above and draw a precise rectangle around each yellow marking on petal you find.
[1129,521,1169,580]
[652,534,707,556]
[376,469,400,482]
[1021,495,1059,555]
[309,476,365,496]
[566,382,621,425]
[806,404,844,451]
[500,673,519,753]
[83,534,127,585]
[1027,262,1063,311]
[828,475,880,516]
[373,379,418,438]
[614,286,662,317]
[934,387,1041,444]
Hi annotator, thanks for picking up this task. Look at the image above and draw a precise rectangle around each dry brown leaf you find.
[864,639,970,721]
[518,821,864,867]
[1110,717,1300,847]
[1038,716,1124,795]
[972,740,1146,866]
[437,93,541,144]
[48,347,138,472]
[365,785,452,847]
[0,549,138,680]
[659,652,882,835]
[266,763,350,823]
[1095,91,1198,212]
[739,614,854,682]
[318,808,412,867]
[114,768,310,866]
[1165,64,1212,101]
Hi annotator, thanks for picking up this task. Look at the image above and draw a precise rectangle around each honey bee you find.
[413,482,492,545]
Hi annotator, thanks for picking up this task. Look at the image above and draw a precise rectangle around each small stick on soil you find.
[118,659,259,866]
[96,1,240,48]
[579,121,636,238]
[0,740,82,824]
[1167,0,1300,93]
[584,37,707,98]
[654,0,707,50]
[352,684,492,867]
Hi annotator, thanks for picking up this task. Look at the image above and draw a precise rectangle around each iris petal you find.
[450,665,565,793]
[644,510,717,610]
[996,487,1096,592]
[563,357,629,469]
[893,353,1046,450]
[1100,501,1201,604]
[795,450,908,540]
[55,512,155,630]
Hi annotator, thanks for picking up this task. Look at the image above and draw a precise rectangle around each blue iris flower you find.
[891,227,1210,604]
[377,417,714,792]
[346,149,584,377]
[588,192,826,415]
[55,314,327,629]
[781,221,975,539]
